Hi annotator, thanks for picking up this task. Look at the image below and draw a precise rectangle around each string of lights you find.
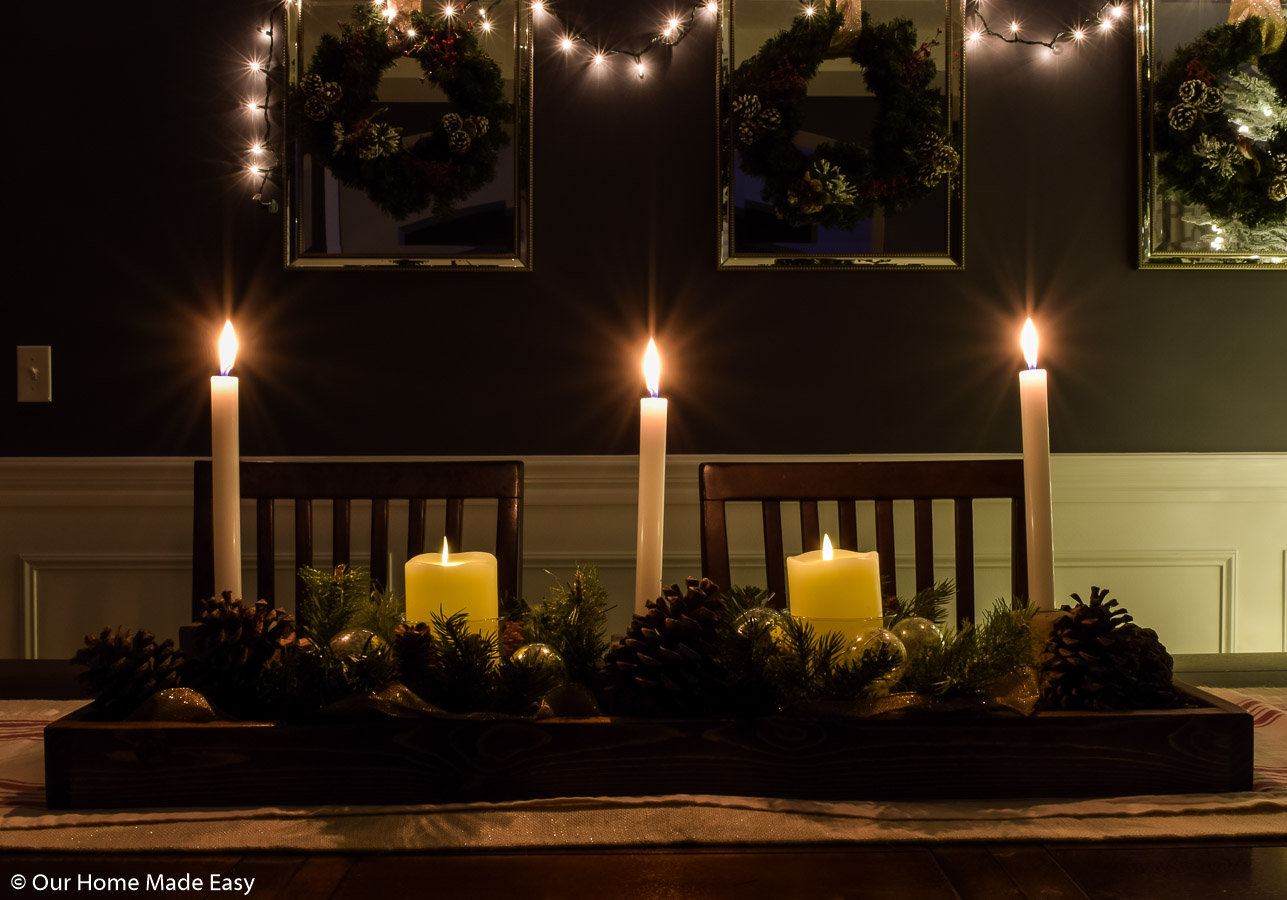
[245,5,279,212]
[243,1,1133,208]
[968,0,1130,53]
[531,0,718,78]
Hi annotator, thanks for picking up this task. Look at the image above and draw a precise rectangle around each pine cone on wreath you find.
[448,130,471,154]
[1196,85,1223,113]
[1039,586,1180,711]
[1270,176,1287,202]
[1169,104,1198,131]
[603,577,729,716]
[1178,79,1204,103]
[73,627,185,718]
[300,72,323,96]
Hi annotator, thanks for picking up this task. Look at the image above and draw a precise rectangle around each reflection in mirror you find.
[718,0,964,268]
[286,1,531,269]
[1139,0,1287,267]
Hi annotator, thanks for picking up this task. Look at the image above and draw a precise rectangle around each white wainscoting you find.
[0,454,1283,659]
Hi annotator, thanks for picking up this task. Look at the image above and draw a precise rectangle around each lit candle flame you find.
[643,338,661,398]
[218,320,238,375]
[441,536,450,564]
[822,533,833,561]
[1021,318,1039,369]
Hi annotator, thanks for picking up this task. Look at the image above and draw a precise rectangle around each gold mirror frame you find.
[285,1,532,269]
[717,0,965,269]
[1138,0,1287,268]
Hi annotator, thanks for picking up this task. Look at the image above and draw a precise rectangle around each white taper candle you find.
[211,320,242,600]
[635,339,668,615]
[1019,319,1055,610]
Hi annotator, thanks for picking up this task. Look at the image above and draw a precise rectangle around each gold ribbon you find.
[1228,0,1286,55]
[824,0,863,59]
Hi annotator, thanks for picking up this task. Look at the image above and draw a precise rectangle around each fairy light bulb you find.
[1100,18,1113,30]
[804,4,815,17]
[593,52,604,64]
[636,61,645,78]
[443,4,454,17]
[249,60,263,72]
[482,19,492,31]
[407,27,416,36]
[560,36,573,51]
[1073,29,1084,40]
[1009,20,1019,34]
[1110,5,1122,17]
[531,0,544,11]
[706,0,718,12]
[968,30,981,42]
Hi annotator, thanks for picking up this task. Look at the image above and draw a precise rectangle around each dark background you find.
[4,0,1285,457]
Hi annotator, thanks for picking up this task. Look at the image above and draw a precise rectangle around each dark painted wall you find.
[5,1,1285,457]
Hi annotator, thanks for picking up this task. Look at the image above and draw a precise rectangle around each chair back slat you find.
[953,497,976,628]
[371,499,390,590]
[698,460,1027,624]
[838,501,858,551]
[913,498,935,592]
[332,499,351,569]
[762,501,786,606]
[699,497,732,595]
[874,499,896,594]
[800,501,820,551]
[256,498,275,604]
[445,498,465,552]
[496,496,523,603]
[294,498,313,608]
[408,499,427,560]
[192,460,523,616]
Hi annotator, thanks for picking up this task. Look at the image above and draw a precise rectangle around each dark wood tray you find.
[43,682,1252,810]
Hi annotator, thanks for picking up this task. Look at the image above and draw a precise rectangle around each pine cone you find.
[448,130,471,154]
[300,72,323,96]
[1196,85,1223,113]
[194,592,303,678]
[394,620,439,685]
[73,627,185,718]
[499,619,526,659]
[1039,586,1179,711]
[1169,104,1197,131]
[1270,176,1287,203]
[603,577,729,716]
[1178,79,1204,103]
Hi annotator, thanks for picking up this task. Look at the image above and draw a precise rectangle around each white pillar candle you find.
[405,538,499,628]
[210,320,242,600]
[1019,318,1055,610]
[786,535,883,631]
[634,338,668,615]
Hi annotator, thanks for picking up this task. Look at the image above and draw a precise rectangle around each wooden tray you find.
[43,682,1252,809]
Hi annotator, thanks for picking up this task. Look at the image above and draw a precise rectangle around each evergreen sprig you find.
[421,609,498,712]
[762,616,900,704]
[522,566,612,685]
[896,599,1035,698]
[297,565,370,644]
[347,585,405,646]
[888,580,954,628]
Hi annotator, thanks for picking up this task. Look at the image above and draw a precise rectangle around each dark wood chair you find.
[192,460,523,615]
[699,460,1028,626]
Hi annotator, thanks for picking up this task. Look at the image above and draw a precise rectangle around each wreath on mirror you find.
[1154,15,1287,231]
[294,2,512,221]
[725,2,959,230]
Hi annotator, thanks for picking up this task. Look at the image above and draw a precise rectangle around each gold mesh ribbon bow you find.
[1228,0,1286,55]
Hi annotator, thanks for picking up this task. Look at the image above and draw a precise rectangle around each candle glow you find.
[643,337,661,397]
[1021,317,1038,369]
[218,320,238,375]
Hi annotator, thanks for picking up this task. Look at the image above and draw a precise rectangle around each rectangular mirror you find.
[718,0,964,269]
[1139,0,1287,267]
[285,1,532,269]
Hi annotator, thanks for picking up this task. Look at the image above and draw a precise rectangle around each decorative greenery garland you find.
[296,2,512,221]
[1154,17,1287,230]
[726,3,959,229]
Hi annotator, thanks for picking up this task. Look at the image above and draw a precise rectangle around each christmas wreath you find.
[1153,14,1287,231]
[295,2,512,221]
[725,1,959,229]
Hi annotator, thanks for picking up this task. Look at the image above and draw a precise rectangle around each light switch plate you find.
[17,346,51,402]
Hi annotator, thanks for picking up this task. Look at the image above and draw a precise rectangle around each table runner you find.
[1,689,1284,851]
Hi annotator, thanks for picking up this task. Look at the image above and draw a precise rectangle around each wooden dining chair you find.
[699,460,1028,626]
[192,460,523,615]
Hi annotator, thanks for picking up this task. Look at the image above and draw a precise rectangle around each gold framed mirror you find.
[285,1,532,269]
[717,0,965,269]
[1138,0,1287,267]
